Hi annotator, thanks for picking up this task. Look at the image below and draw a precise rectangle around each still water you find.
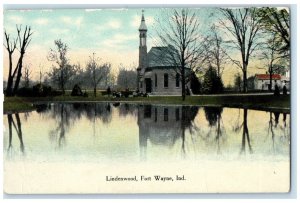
[3,103,290,162]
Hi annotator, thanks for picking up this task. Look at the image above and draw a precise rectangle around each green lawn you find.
[4,94,290,114]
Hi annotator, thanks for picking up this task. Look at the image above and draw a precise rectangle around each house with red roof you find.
[253,74,282,90]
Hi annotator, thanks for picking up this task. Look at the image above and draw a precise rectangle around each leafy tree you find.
[202,66,224,94]
[190,72,202,94]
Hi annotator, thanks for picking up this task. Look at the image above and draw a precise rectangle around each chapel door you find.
[145,78,152,93]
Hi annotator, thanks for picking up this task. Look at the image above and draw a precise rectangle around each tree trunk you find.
[269,72,273,92]
[269,65,273,92]
[181,68,186,101]
[94,87,97,97]
[6,54,14,96]
[242,69,247,93]
[60,68,65,95]
[12,58,24,96]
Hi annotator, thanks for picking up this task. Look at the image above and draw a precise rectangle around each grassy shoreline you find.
[4,94,290,114]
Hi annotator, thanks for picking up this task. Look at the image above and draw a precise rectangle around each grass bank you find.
[4,94,290,114]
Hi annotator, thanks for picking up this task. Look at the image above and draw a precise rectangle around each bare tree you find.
[155,9,207,100]
[257,7,290,54]
[47,39,72,94]
[47,64,78,93]
[260,32,286,92]
[86,53,111,97]
[206,25,229,77]
[117,65,137,90]
[4,25,33,96]
[22,64,32,88]
[219,8,262,93]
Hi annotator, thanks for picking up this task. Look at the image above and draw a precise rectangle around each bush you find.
[16,87,34,97]
[71,84,83,96]
[202,66,224,94]
[190,72,202,94]
[121,89,133,98]
[16,84,60,97]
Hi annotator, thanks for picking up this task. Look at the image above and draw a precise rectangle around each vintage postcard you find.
[3,6,291,194]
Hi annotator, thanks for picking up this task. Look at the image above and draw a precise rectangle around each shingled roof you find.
[147,46,180,68]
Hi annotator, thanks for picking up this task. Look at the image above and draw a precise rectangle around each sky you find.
[2,7,286,86]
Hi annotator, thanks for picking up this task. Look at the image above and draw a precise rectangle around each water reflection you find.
[240,108,252,154]
[37,103,113,148]
[137,105,199,160]
[203,107,225,154]
[6,113,25,157]
[3,103,290,162]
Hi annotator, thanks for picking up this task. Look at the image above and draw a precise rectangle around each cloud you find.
[101,34,136,49]
[61,16,83,27]
[50,28,70,35]
[8,15,24,24]
[131,14,155,28]
[107,19,121,29]
[34,18,49,25]
[95,19,122,32]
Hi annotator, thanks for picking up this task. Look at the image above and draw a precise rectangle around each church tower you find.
[137,10,147,91]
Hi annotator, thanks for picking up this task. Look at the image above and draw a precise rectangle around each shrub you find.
[202,66,224,94]
[71,84,83,96]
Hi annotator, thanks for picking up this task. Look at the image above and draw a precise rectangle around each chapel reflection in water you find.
[137,105,199,160]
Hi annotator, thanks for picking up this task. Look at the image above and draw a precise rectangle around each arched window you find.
[164,73,168,88]
[155,74,157,88]
[176,73,180,87]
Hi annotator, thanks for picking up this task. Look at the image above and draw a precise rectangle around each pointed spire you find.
[139,10,147,31]
[141,10,145,21]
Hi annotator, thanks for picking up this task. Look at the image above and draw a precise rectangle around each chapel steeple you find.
[138,10,148,70]
[139,10,147,47]
[137,10,148,91]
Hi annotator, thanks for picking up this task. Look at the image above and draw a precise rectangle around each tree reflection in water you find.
[46,103,113,148]
[203,107,225,154]
[267,111,290,153]
[5,103,290,160]
[240,108,252,154]
[7,113,25,157]
[230,108,253,154]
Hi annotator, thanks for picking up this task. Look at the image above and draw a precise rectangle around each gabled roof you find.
[255,74,281,80]
[147,46,179,68]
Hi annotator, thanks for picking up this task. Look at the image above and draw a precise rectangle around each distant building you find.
[136,11,191,95]
[281,69,290,90]
[253,74,282,90]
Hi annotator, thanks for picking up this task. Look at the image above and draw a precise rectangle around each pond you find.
[3,103,290,194]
